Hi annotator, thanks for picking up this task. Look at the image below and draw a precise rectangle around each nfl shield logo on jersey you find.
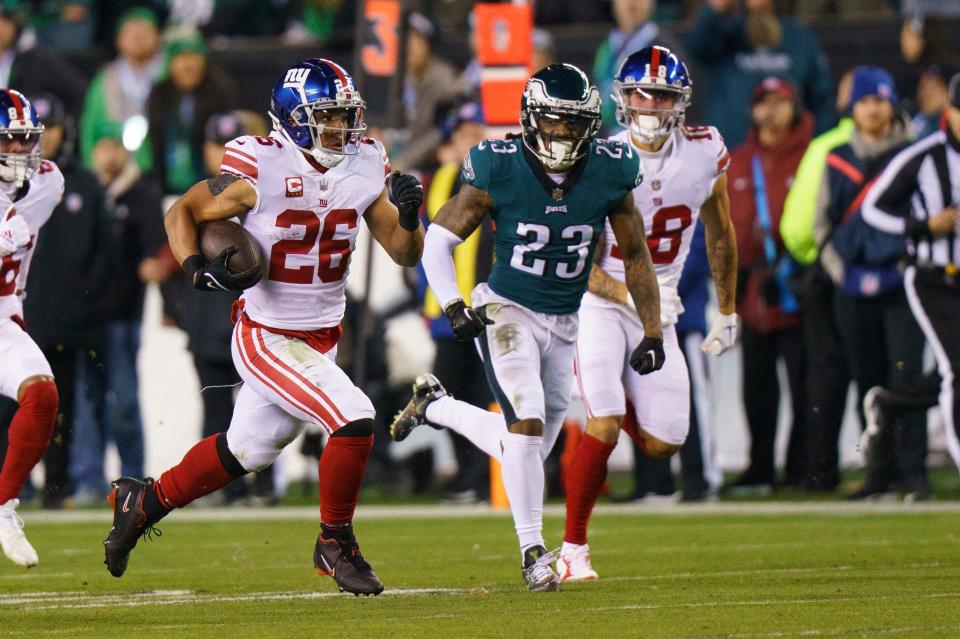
[285,177,303,197]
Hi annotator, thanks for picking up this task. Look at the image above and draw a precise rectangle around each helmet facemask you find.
[614,83,690,145]
[522,106,598,171]
[0,126,43,188]
[273,96,367,168]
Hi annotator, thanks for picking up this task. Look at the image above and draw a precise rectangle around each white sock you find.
[426,396,505,460]
[500,431,545,560]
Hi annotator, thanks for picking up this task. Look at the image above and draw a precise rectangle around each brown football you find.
[199,220,265,280]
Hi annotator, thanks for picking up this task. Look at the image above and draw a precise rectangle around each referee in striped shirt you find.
[862,74,960,474]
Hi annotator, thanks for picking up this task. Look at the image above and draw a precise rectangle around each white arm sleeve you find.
[423,223,466,310]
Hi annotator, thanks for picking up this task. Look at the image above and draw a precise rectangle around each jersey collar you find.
[521,143,589,202]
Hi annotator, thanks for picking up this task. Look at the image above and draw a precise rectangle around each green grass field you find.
[2,504,958,639]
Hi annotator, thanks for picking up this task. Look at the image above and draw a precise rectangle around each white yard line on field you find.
[668,623,960,638]
[0,587,467,610]
[597,591,960,612]
[18,500,960,525]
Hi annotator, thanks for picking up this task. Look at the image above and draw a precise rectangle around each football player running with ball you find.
[559,46,739,581]
[102,59,424,596]
[391,64,664,592]
[0,90,63,568]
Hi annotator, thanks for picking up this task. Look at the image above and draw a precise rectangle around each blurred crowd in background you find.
[0,0,957,509]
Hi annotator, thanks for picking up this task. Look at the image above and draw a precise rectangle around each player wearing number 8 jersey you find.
[391,64,665,591]
[559,46,739,581]
[102,59,425,596]
[0,89,63,568]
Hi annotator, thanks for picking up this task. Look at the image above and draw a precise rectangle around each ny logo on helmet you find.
[283,68,310,88]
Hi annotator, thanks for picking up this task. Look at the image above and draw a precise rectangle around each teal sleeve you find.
[623,149,643,192]
[461,144,494,193]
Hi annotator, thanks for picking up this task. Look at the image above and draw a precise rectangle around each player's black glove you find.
[629,336,665,375]
[182,249,261,292]
[386,170,423,231]
[443,299,493,341]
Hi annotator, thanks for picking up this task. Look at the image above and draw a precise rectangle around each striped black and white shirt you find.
[862,127,960,268]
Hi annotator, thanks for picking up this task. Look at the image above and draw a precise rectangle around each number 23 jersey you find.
[461,137,642,315]
[588,126,728,305]
[220,133,390,331]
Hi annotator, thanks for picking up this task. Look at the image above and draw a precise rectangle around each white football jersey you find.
[585,125,728,308]
[0,160,65,319]
[221,133,390,330]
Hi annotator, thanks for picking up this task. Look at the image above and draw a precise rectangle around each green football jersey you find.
[461,137,642,315]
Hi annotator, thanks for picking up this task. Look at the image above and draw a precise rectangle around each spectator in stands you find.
[69,123,167,504]
[147,30,234,195]
[594,0,682,133]
[0,7,86,118]
[900,1,960,70]
[779,69,855,492]
[727,77,813,493]
[812,67,927,500]
[80,8,164,173]
[24,0,95,52]
[910,64,952,140]
[683,0,835,148]
[0,93,114,508]
[391,11,458,172]
[421,101,494,503]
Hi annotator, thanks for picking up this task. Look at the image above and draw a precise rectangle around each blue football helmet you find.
[269,58,366,168]
[613,46,692,144]
[0,89,43,187]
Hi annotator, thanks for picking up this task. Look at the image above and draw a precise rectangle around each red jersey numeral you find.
[317,209,357,283]
[609,205,693,265]
[0,254,22,296]
[646,205,692,264]
[254,136,282,148]
[268,208,357,284]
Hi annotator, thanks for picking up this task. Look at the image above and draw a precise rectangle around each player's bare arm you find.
[699,172,737,314]
[608,191,662,340]
[434,183,492,239]
[164,175,257,265]
[587,231,629,304]
[363,187,424,267]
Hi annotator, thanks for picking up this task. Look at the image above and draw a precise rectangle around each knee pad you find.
[20,379,58,419]
[216,432,252,477]
[331,418,374,438]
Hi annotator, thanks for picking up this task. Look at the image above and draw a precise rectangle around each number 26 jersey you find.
[220,133,390,331]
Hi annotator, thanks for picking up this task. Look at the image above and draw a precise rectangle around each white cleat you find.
[0,499,39,567]
[557,542,599,582]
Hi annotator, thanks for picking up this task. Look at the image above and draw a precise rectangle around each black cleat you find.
[314,530,384,596]
[389,373,448,442]
[103,477,161,577]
